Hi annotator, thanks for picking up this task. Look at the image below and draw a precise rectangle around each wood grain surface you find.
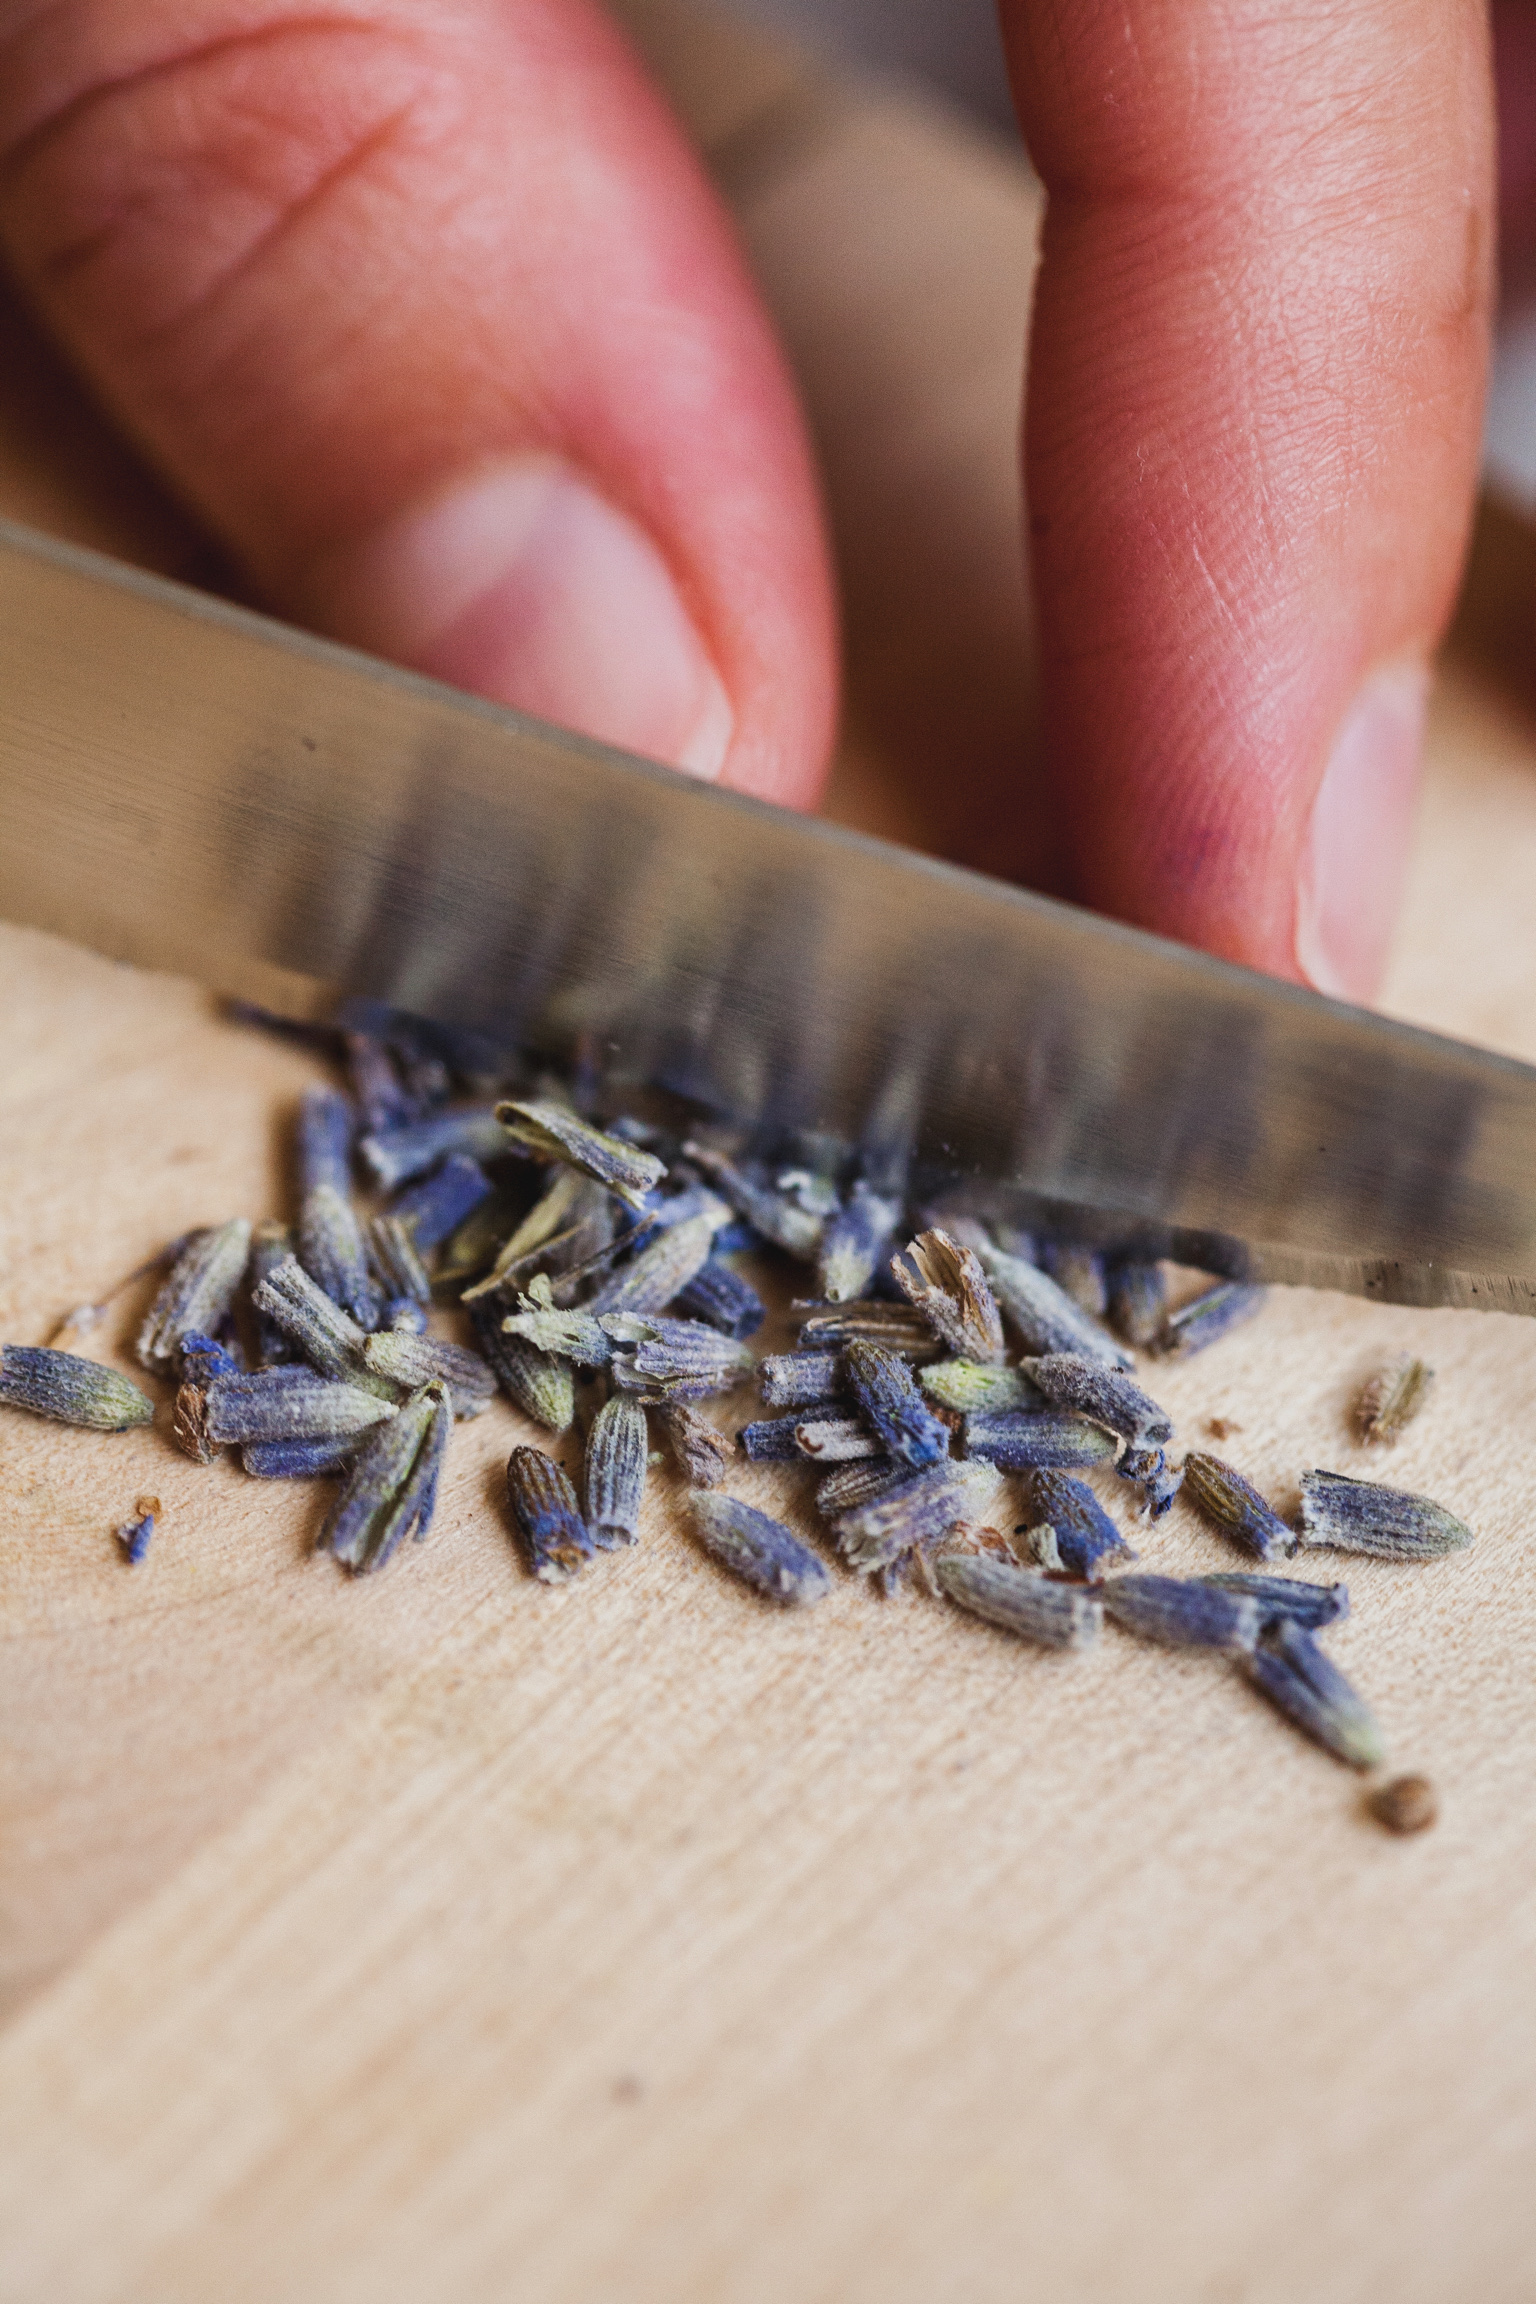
[3,9,1536,2299]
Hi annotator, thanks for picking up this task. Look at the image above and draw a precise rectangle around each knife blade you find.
[1,516,1533,1314]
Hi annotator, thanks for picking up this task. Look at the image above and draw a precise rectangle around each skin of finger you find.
[999,0,1494,974]
[0,0,838,804]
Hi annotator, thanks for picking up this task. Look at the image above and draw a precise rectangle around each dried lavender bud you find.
[817,1181,902,1303]
[1199,1573,1350,1631]
[794,1416,885,1462]
[834,1459,1003,1579]
[1181,1452,1297,1563]
[889,1229,1006,1363]
[602,1314,755,1400]
[296,1089,380,1330]
[138,1219,253,1370]
[937,1554,1101,1650]
[1102,1574,1261,1652]
[435,1186,522,1289]
[250,1255,395,1397]
[739,1416,811,1463]
[794,1301,940,1358]
[206,1369,398,1445]
[919,1360,1042,1415]
[367,1215,432,1309]
[243,1436,361,1477]
[1354,1355,1434,1446]
[497,1099,666,1212]
[470,1302,575,1433]
[1024,1469,1136,1576]
[759,1350,847,1409]
[584,1394,648,1548]
[681,1142,825,1258]
[685,1492,832,1606]
[1037,1240,1108,1317]
[324,1382,451,1575]
[1298,1470,1472,1561]
[1155,1281,1266,1357]
[116,1495,159,1565]
[1110,1443,1180,1518]
[962,1411,1118,1472]
[657,1400,732,1490]
[362,1331,496,1418]
[587,1211,720,1318]
[500,1277,612,1367]
[359,1107,505,1190]
[1020,1355,1172,1446]
[844,1340,952,1469]
[389,1155,493,1254]
[1240,1617,1386,1769]
[1104,1257,1168,1349]
[507,1446,595,1583]
[0,1345,155,1431]
[247,1218,300,1366]
[815,1458,907,1517]
[178,1331,241,1384]
[1368,1774,1438,1834]
[973,1242,1132,1369]
[674,1258,766,1340]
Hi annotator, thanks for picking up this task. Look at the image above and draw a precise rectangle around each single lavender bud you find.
[323,1381,451,1575]
[758,1350,847,1410]
[138,1219,252,1370]
[1023,1469,1136,1576]
[296,1088,380,1330]
[937,1553,1101,1650]
[1298,1470,1472,1561]
[1019,1355,1172,1446]
[1104,1257,1168,1349]
[674,1257,767,1340]
[1181,1453,1297,1562]
[388,1155,492,1253]
[686,1492,832,1605]
[602,1314,754,1400]
[963,1411,1118,1473]
[507,1446,594,1583]
[367,1215,432,1309]
[1155,1281,1266,1358]
[843,1339,951,1469]
[1102,1574,1261,1652]
[584,1394,649,1548]
[1240,1617,1386,1769]
[206,1369,398,1445]
[469,1302,575,1433]
[817,1181,902,1304]
[243,1435,363,1478]
[0,1344,155,1431]
[585,1210,721,1317]
[247,1218,300,1366]
[919,1361,1042,1415]
[497,1099,666,1211]
[1199,1573,1350,1631]
[972,1241,1132,1368]
[889,1229,1006,1363]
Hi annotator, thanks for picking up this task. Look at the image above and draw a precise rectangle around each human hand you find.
[0,2,1505,1000]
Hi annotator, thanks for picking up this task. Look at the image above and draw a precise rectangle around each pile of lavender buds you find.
[0,1001,1467,1836]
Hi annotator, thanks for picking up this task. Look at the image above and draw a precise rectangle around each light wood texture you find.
[3,9,1536,2300]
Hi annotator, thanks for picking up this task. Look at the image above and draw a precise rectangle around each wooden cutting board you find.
[2,11,1536,2298]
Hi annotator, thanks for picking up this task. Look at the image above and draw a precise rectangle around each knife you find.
[1,515,1532,1315]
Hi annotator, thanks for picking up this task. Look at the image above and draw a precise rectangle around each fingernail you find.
[1294,660,1429,1002]
[314,457,734,779]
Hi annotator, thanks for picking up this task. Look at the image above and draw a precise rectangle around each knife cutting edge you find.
[1,515,1533,1316]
